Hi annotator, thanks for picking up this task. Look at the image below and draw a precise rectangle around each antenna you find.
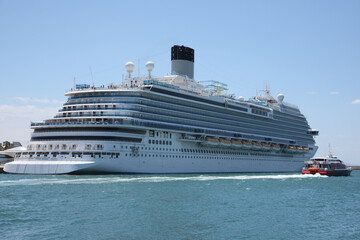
[89,66,94,87]
[138,58,140,76]
[73,76,76,90]
[265,83,270,94]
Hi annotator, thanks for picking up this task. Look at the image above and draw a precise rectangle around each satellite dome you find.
[145,61,154,72]
[145,61,155,78]
[125,62,135,73]
[238,96,245,101]
[277,94,284,103]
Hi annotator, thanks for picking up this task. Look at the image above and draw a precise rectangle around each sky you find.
[0,0,359,164]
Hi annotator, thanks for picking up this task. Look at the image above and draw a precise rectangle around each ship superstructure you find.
[5,45,319,174]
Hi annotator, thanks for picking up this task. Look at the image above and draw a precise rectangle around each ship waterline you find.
[5,45,318,174]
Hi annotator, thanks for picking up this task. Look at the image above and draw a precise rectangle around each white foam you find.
[0,173,327,187]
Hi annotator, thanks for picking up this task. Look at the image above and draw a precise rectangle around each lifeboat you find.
[219,138,232,147]
[261,142,271,151]
[251,141,262,151]
[241,140,253,149]
[297,146,309,154]
[231,139,244,149]
[302,160,319,174]
[202,137,219,146]
[308,167,319,174]
[270,143,281,152]
[285,145,298,153]
[298,146,309,154]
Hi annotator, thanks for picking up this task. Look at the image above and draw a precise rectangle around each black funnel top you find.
[171,45,194,62]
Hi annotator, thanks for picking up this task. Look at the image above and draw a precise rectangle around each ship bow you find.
[4,160,96,174]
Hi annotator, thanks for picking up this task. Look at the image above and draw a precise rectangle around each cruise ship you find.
[5,45,319,174]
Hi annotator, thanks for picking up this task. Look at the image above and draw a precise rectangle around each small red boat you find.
[302,154,352,176]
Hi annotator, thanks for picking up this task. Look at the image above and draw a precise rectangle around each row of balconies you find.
[56,111,128,118]
[62,104,118,111]
[27,143,104,151]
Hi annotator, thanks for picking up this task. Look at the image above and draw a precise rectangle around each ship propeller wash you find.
[5,45,319,174]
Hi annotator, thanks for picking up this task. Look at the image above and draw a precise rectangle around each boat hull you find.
[318,169,352,176]
[5,154,309,174]
[4,160,96,174]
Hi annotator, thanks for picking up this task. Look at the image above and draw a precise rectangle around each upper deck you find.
[65,75,302,118]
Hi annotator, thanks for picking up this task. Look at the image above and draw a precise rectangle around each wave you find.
[0,173,326,186]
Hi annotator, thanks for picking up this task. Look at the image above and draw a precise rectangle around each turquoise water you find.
[1,171,359,240]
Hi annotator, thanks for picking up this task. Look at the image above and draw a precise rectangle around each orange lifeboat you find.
[308,167,319,174]
[231,139,243,148]
[270,143,281,152]
[203,137,219,146]
[219,138,231,144]
[241,140,252,149]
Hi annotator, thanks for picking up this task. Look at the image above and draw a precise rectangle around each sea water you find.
[0,171,359,240]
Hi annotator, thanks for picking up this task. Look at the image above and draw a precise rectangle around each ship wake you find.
[0,173,327,186]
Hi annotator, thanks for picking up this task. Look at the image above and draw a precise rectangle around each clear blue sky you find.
[1,0,359,164]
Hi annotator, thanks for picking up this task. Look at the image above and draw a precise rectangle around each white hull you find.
[85,156,308,174]
[4,137,317,174]
[4,156,307,174]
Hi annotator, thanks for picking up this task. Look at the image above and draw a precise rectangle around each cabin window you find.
[149,130,154,137]
[95,144,103,150]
